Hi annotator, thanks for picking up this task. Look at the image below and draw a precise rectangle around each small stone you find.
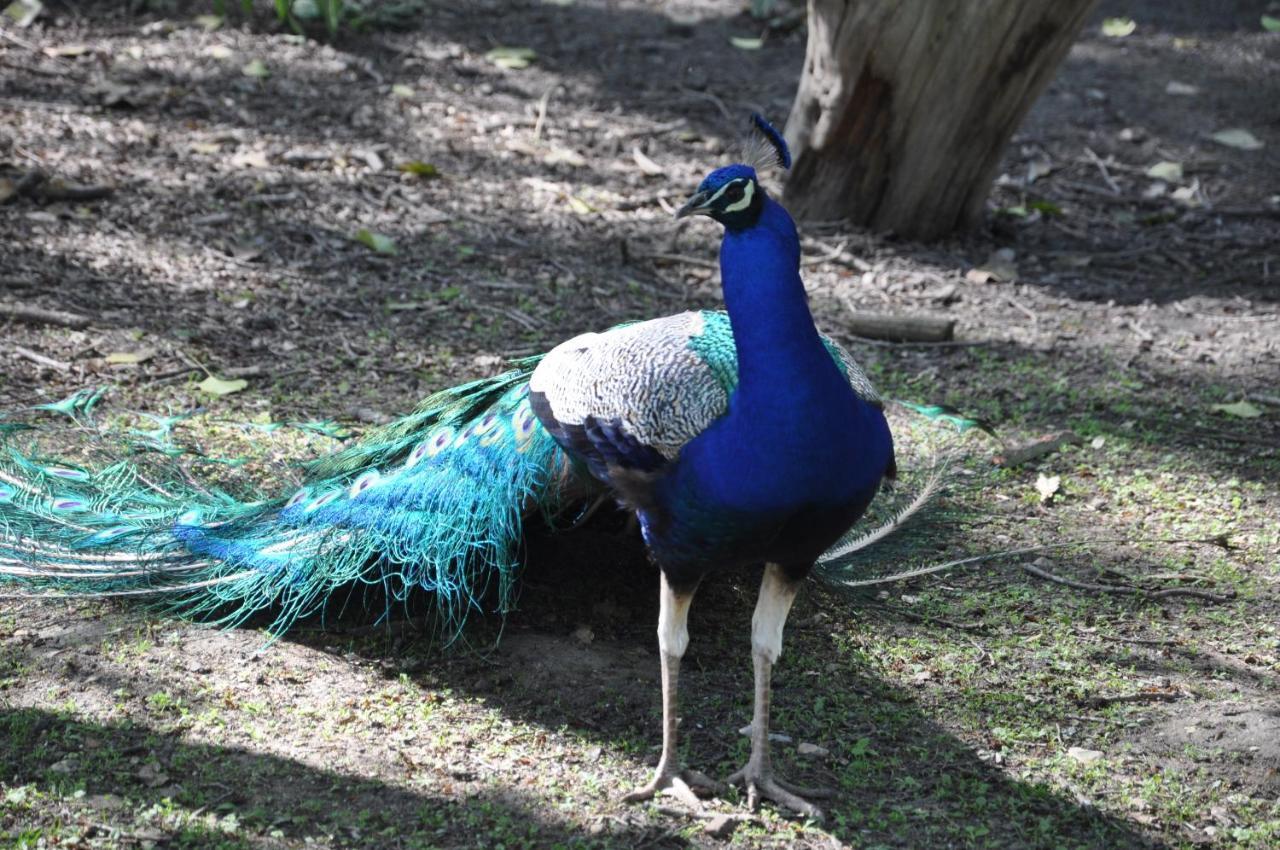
[49,758,76,774]
[137,763,169,788]
[703,814,739,840]
[1067,747,1104,765]
[798,742,829,758]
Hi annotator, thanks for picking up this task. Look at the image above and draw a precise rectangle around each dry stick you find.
[1082,147,1121,194]
[3,169,46,203]
[838,300,957,343]
[39,181,114,202]
[0,302,92,329]
[876,603,988,633]
[1020,561,1235,603]
[1080,691,1181,708]
[532,88,552,140]
[827,535,1234,591]
[12,346,70,372]
[638,252,719,270]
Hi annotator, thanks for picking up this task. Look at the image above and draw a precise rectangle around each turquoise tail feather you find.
[0,363,570,640]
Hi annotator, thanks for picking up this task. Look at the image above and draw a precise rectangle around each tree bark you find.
[784,0,1099,239]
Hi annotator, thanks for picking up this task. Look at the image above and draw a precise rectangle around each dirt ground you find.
[1,1,1278,848]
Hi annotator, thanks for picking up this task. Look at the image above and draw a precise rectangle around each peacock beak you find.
[675,190,713,219]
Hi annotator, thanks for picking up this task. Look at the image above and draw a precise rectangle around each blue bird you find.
[0,116,896,819]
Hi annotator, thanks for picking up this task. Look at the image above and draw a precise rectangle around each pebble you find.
[1067,746,1104,765]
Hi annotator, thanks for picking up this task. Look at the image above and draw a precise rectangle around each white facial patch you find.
[723,179,755,214]
[704,178,754,214]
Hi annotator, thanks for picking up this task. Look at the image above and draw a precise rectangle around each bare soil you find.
[1,1,1278,848]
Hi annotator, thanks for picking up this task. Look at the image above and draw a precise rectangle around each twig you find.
[1005,295,1039,325]
[1082,147,1121,194]
[3,169,46,203]
[992,431,1082,468]
[801,240,848,267]
[176,349,215,379]
[846,336,989,349]
[637,252,719,270]
[12,346,70,372]
[1020,562,1236,603]
[614,191,675,211]
[0,302,91,329]
[822,534,1234,590]
[1079,691,1181,708]
[678,86,733,122]
[1096,635,1180,647]
[802,237,872,272]
[532,88,552,140]
[38,180,114,202]
[613,118,687,140]
[876,603,988,633]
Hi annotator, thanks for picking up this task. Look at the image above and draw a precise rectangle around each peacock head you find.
[676,114,790,231]
[676,164,763,229]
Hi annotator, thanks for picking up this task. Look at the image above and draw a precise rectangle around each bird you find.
[0,115,896,820]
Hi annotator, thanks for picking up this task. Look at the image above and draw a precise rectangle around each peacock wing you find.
[528,312,728,492]
[528,310,884,502]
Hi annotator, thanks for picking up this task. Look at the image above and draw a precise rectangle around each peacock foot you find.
[725,763,833,820]
[622,766,721,809]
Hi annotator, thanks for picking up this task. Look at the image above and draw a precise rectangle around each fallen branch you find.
[1079,690,1181,708]
[0,302,92,329]
[1,170,113,203]
[637,252,719,270]
[877,603,988,633]
[12,345,70,372]
[38,179,114,202]
[992,431,1082,467]
[1021,561,1236,603]
[838,302,956,342]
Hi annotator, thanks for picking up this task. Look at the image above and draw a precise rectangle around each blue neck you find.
[719,196,840,408]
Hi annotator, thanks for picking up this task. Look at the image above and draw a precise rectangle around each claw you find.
[726,766,827,821]
[622,768,716,809]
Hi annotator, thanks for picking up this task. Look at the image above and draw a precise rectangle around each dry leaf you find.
[3,0,43,28]
[1211,401,1263,419]
[241,59,270,78]
[485,47,536,70]
[1101,18,1136,37]
[1036,474,1061,503]
[1211,128,1263,151]
[1145,161,1183,182]
[197,375,247,397]
[631,147,664,176]
[105,350,155,365]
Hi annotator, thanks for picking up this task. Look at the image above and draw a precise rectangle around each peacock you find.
[1,116,909,819]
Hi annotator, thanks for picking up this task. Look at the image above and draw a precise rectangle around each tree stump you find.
[784,0,1099,239]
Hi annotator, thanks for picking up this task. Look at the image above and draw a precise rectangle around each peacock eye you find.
[724,183,744,202]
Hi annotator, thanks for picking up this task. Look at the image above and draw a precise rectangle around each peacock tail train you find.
[0,359,572,639]
[0,309,991,639]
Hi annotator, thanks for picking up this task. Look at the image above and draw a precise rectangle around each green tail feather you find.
[0,363,570,641]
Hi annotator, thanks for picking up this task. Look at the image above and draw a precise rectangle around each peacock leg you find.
[726,563,832,820]
[622,572,712,808]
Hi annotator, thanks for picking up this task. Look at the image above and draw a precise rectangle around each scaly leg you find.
[622,572,711,808]
[726,563,832,820]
